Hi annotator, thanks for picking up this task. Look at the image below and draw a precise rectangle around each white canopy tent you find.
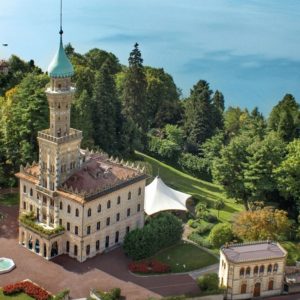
[144,176,192,215]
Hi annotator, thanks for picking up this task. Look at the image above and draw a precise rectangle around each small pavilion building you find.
[219,241,287,299]
[144,176,191,215]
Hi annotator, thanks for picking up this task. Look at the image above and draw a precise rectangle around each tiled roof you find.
[221,241,287,263]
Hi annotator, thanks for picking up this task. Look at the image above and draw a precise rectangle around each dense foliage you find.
[196,273,219,292]
[123,212,183,260]
[208,223,234,248]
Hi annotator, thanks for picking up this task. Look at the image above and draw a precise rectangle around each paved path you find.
[189,264,219,279]
[0,204,200,299]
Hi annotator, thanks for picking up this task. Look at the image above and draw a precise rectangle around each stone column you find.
[46,197,50,226]
[54,200,59,227]
[38,198,42,222]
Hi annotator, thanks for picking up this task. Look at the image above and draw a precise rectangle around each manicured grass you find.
[135,152,243,223]
[153,242,218,273]
[0,193,19,206]
[0,290,33,300]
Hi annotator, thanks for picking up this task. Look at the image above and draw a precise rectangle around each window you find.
[86,245,90,255]
[30,205,33,212]
[50,199,54,206]
[259,265,265,274]
[97,204,101,213]
[75,208,79,217]
[60,201,63,210]
[67,222,70,231]
[127,208,131,217]
[97,221,100,230]
[87,208,92,217]
[254,266,258,275]
[23,201,26,210]
[66,241,70,253]
[96,240,100,251]
[137,204,141,212]
[241,283,247,294]
[75,226,78,235]
[107,200,111,209]
[138,187,142,195]
[30,188,33,197]
[267,264,272,273]
[116,213,120,222]
[106,217,110,226]
[128,191,131,200]
[126,226,130,234]
[274,263,278,273]
[74,245,78,256]
[43,196,47,204]
[87,226,91,235]
[105,236,109,248]
[246,267,251,276]
[115,231,119,243]
[59,219,62,226]
[23,185,27,193]
[268,280,274,290]
[67,205,71,213]
[117,196,121,205]
[240,268,245,277]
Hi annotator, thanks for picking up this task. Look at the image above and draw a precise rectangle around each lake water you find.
[1,0,300,115]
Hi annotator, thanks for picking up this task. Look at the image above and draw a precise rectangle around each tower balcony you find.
[38,128,82,144]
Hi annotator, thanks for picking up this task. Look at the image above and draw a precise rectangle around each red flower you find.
[128,260,170,274]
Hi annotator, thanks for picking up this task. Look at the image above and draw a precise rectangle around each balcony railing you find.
[38,128,82,144]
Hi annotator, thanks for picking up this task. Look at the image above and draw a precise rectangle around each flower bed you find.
[3,280,50,300]
[128,259,171,274]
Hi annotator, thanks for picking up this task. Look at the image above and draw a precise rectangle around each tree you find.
[122,43,147,131]
[268,94,300,141]
[92,61,120,154]
[224,106,248,139]
[208,223,234,248]
[215,199,225,218]
[233,208,290,241]
[211,90,225,130]
[212,134,253,210]
[275,139,300,205]
[184,80,214,153]
[244,131,286,202]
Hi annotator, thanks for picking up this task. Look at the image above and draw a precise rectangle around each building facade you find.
[219,241,287,299]
[16,31,147,263]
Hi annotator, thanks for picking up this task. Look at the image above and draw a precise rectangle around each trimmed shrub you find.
[203,214,218,224]
[197,273,219,292]
[54,289,70,300]
[94,288,122,300]
[197,223,214,235]
[208,223,234,248]
[187,219,199,229]
[123,212,183,260]
[188,232,212,248]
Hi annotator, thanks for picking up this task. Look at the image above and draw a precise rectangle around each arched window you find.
[254,266,258,275]
[60,202,63,210]
[67,205,71,213]
[97,204,101,213]
[128,191,131,200]
[246,267,251,276]
[138,187,142,195]
[87,208,91,217]
[273,263,278,273]
[23,185,27,193]
[240,267,245,277]
[241,283,247,294]
[107,200,111,209]
[268,280,274,290]
[259,265,265,274]
[267,264,272,273]
[30,188,33,196]
[75,208,79,217]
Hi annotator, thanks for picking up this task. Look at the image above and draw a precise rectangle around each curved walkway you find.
[0,204,201,299]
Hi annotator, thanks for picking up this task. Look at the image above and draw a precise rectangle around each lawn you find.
[0,193,19,206]
[153,242,218,273]
[135,151,243,223]
[0,290,33,300]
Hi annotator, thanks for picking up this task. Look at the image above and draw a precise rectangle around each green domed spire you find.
[48,37,74,78]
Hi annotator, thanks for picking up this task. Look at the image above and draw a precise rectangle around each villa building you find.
[16,29,147,262]
[219,241,287,299]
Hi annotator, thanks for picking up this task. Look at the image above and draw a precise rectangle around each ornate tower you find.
[37,13,82,193]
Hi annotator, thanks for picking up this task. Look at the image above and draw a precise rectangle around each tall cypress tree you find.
[184,80,214,153]
[122,43,147,131]
[92,60,120,154]
[212,90,225,130]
